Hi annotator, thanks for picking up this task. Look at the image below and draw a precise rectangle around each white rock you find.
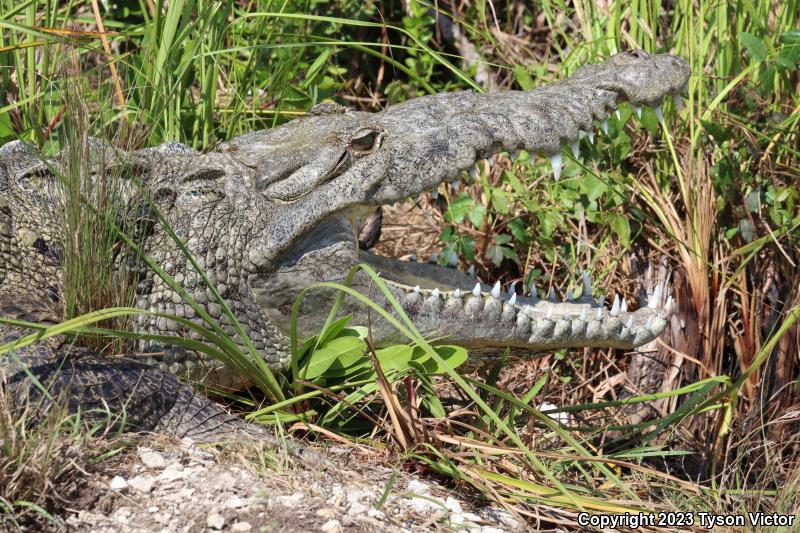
[406,496,442,515]
[316,508,338,520]
[128,475,155,494]
[320,519,342,533]
[139,449,167,469]
[109,476,128,490]
[444,496,463,514]
[231,522,252,532]
[216,471,237,490]
[407,479,431,494]
[176,487,195,499]
[207,512,226,530]
[112,507,132,525]
[348,500,369,516]
[225,495,246,509]
[276,492,305,506]
[158,462,187,482]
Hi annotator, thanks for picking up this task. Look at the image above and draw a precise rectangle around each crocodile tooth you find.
[598,295,605,308]
[508,293,517,305]
[648,284,662,309]
[570,141,580,159]
[596,307,603,320]
[447,250,458,266]
[655,105,664,124]
[610,294,620,316]
[452,288,461,299]
[546,307,553,319]
[635,105,642,119]
[566,288,574,302]
[620,297,627,313]
[549,287,556,302]
[550,153,563,181]
[587,129,595,144]
[672,94,684,111]
[431,190,439,200]
[413,285,421,294]
[601,119,608,135]
[451,180,461,191]
[661,295,674,318]
[469,167,479,180]
[615,109,621,121]
[472,282,481,297]
[490,281,501,299]
[582,271,592,296]
[645,316,653,329]
[625,316,633,329]
[508,281,517,295]
[579,309,587,321]
[431,288,440,298]
[487,155,494,166]
[429,252,438,263]
[467,265,475,277]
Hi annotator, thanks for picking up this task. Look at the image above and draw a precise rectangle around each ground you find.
[63,437,527,533]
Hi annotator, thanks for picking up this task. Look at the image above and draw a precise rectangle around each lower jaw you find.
[353,251,670,352]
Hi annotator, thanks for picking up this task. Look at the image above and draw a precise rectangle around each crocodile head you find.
[0,50,690,388]
[204,50,690,365]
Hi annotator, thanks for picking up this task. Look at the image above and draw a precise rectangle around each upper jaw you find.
[249,51,690,268]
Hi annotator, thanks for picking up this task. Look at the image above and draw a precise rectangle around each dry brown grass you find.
[0,387,123,531]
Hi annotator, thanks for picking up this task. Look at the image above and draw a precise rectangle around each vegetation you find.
[1,0,799,528]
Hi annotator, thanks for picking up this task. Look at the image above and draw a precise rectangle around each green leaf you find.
[302,336,367,380]
[607,213,631,248]
[513,65,534,91]
[491,188,511,214]
[374,344,417,372]
[467,204,486,228]
[487,244,504,266]
[701,120,733,142]
[776,45,800,69]
[581,174,607,202]
[507,219,529,244]
[444,194,474,224]
[418,345,468,373]
[741,31,768,62]
[780,30,800,44]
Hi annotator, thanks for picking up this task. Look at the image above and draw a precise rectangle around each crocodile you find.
[0,50,690,440]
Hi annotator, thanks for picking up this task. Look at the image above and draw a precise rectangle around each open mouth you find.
[250,51,690,353]
[352,107,678,353]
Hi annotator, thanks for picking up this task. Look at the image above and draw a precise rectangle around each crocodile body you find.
[0,51,690,440]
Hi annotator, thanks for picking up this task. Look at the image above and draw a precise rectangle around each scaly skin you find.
[0,50,690,438]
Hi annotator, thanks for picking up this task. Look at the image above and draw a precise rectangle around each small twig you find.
[42,105,66,142]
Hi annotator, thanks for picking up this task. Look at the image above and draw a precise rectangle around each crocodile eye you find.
[180,186,225,204]
[349,129,383,154]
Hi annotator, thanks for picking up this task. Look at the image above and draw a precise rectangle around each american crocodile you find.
[0,50,690,440]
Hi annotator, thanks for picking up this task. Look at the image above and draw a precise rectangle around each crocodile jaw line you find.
[245,51,687,353]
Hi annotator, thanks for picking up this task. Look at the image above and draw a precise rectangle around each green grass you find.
[1,0,799,528]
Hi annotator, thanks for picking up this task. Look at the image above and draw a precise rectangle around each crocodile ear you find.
[152,185,177,209]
